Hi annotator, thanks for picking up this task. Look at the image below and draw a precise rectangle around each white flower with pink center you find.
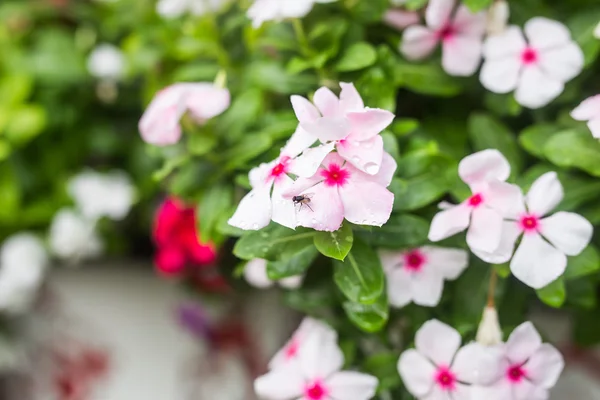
[243,258,303,290]
[428,149,522,260]
[398,319,502,400]
[283,152,396,232]
[291,83,395,175]
[255,320,378,400]
[400,0,487,76]
[479,172,593,289]
[138,82,230,146]
[379,246,468,308]
[480,17,584,109]
[571,94,600,139]
[472,322,564,400]
[248,0,338,28]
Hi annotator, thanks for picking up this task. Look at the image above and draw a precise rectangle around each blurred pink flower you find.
[248,0,337,28]
[480,18,583,109]
[243,258,304,289]
[139,83,230,146]
[398,319,501,400]
[400,0,487,76]
[472,322,564,400]
[379,246,468,308]
[384,9,420,31]
[571,94,600,138]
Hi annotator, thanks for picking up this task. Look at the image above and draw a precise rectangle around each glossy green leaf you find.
[518,124,560,159]
[342,294,388,333]
[564,245,600,280]
[536,278,566,308]
[357,214,429,249]
[544,129,600,177]
[335,42,377,72]
[390,174,450,211]
[233,224,314,261]
[198,184,232,243]
[463,0,493,12]
[363,352,402,392]
[314,223,354,261]
[267,245,318,279]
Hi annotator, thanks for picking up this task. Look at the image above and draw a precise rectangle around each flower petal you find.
[510,233,567,289]
[289,142,336,178]
[279,274,304,289]
[505,322,543,365]
[467,207,503,254]
[539,41,584,82]
[571,94,600,121]
[346,109,395,141]
[295,183,345,232]
[186,84,230,120]
[228,185,272,230]
[415,319,461,367]
[588,117,600,139]
[379,249,402,272]
[458,149,510,187]
[384,9,420,31]
[138,86,187,146]
[480,57,522,94]
[428,204,471,242]
[524,343,564,389]
[254,364,304,400]
[525,172,563,217]
[422,246,468,280]
[452,342,504,385]
[401,25,439,60]
[453,5,487,36]
[411,267,444,307]
[515,65,564,109]
[303,117,353,142]
[243,258,273,289]
[397,349,436,397]
[386,268,414,308]
[281,126,318,159]
[471,381,512,400]
[540,211,593,256]
[371,151,397,187]
[442,34,483,76]
[291,95,321,125]
[313,86,341,118]
[426,0,455,30]
[524,17,572,51]
[272,176,298,229]
[483,25,527,59]
[339,82,365,112]
[337,135,384,175]
[326,371,378,400]
[339,180,394,227]
[471,220,521,264]
[485,180,525,219]
[298,325,344,380]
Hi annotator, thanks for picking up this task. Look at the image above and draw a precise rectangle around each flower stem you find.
[487,268,498,307]
[292,19,311,57]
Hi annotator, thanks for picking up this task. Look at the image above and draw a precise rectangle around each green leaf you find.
[335,42,377,72]
[217,89,264,141]
[284,283,339,314]
[518,124,560,159]
[544,129,600,177]
[357,214,429,249]
[233,224,315,261]
[390,174,450,211]
[536,278,566,308]
[468,112,524,176]
[267,245,318,279]
[314,223,354,261]
[390,118,419,137]
[573,308,600,346]
[405,0,429,10]
[568,8,600,66]
[198,184,232,243]
[394,61,462,97]
[223,134,273,170]
[188,134,217,156]
[463,0,492,12]
[333,238,384,304]
[566,279,597,309]
[564,245,600,280]
[363,352,402,392]
[5,105,47,145]
[343,294,388,333]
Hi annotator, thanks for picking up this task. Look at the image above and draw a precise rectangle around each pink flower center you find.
[403,249,426,272]
[305,380,328,400]
[519,214,539,233]
[521,47,538,65]
[468,193,484,207]
[268,156,291,181]
[507,364,527,383]
[284,338,299,361]
[435,367,456,391]
[437,25,456,41]
[320,163,350,187]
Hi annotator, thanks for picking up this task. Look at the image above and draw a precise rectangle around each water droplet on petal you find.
[364,162,378,175]
[360,219,367,224]
[351,155,361,164]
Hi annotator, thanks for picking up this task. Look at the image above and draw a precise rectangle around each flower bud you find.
[476,306,503,346]
[486,0,510,36]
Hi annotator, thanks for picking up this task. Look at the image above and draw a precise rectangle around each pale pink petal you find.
[281,126,317,159]
[483,26,527,59]
[411,267,445,307]
[452,343,504,385]
[302,117,352,142]
[471,381,512,400]
[471,220,520,264]
[524,344,564,389]
[480,57,522,93]
[421,246,468,280]
[511,233,567,289]
[228,185,272,230]
[485,180,525,219]
[397,349,436,397]
[515,65,564,109]
[540,212,593,256]
[346,109,395,141]
[282,174,325,200]
[279,274,304,289]
[505,322,543,365]
[525,172,563,217]
[529,386,550,400]
[524,17,572,51]
[452,384,472,400]
[539,42,584,82]
[186,84,230,120]
[139,85,189,146]
[291,95,321,125]
[326,371,378,400]
[415,319,461,367]
[425,0,455,30]
[453,5,487,36]
[467,207,503,253]
[428,204,471,242]
[571,94,600,121]
[384,9,420,31]
[379,249,402,273]
[254,364,304,400]
[371,152,397,187]
[441,34,483,76]
[339,179,394,227]
[588,117,600,139]
[339,82,365,112]
[295,183,345,232]
[244,258,273,289]
[387,268,413,308]
[513,378,539,400]
[272,176,297,229]
[298,326,344,380]
[458,149,511,187]
[289,142,336,178]
[422,385,456,400]
[336,135,384,175]
[313,87,341,117]
[401,25,439,60]
[249,161,275,189]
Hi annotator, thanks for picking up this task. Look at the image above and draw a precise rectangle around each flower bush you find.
[3,0,600,397]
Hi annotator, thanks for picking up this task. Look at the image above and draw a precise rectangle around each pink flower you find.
[398,319,501,400]
[291,83,395,175]
[379,246,468,308]
[255,320,378,400]
[384,9,420,31]
[248,0,337,28]
[479,172,593,289]
[138,83,230,146]
[243,258,304,290]
[428,149,522,259]
[472,322,564,400]
[480,18,584,109]
[283,152,396,232]
[400,0,487,76]
[571,94,600,139]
